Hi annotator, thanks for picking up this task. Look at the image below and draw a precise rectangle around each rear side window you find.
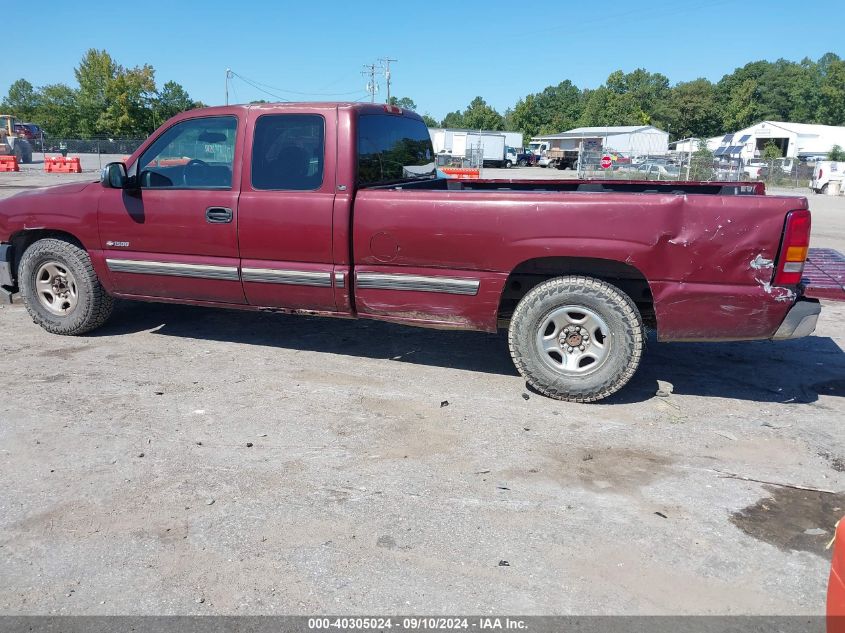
[357,114,435,187]
[251,114,324,190]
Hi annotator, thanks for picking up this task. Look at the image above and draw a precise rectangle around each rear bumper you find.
[771,298,821,340]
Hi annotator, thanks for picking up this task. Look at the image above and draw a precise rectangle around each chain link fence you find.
[35,138,146,156]
[553,149,814,189]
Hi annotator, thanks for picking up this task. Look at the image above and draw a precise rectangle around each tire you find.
[518,159,527,167]
[505,160,512,168]
[18,238,114,335]
[820,183,829,195]
[508,276,644,402]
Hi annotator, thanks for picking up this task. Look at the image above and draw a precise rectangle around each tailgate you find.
[804,248,845,301]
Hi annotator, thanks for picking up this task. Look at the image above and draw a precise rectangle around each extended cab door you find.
[236,106,338,311]
[98,113,245,304]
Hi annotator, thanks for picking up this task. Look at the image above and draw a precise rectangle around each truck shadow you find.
[96,301,844,405]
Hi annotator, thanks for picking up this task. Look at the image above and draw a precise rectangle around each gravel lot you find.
[1,163,844,615]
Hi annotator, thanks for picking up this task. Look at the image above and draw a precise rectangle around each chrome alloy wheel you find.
[35,261,79,316]
[535,305,611,375]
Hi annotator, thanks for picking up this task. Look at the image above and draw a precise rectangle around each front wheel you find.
[19,238,114,335]
[508,276,644,402]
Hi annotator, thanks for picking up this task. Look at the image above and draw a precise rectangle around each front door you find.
[98,114,245,304]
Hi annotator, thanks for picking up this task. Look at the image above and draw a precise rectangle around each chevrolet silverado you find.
[0,103,823,401]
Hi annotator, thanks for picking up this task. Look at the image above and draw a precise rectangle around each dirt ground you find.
[1,164,844,616]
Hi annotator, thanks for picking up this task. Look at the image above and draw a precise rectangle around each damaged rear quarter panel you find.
[352,188,806,339]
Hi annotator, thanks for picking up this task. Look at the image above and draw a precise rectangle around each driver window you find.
[138,116,237,189]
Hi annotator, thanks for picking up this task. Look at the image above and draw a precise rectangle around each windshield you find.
[357,114,436,187]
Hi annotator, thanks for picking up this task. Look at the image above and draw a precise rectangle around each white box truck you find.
[429,128,521,168]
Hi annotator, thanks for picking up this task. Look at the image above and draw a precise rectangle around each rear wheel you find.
[19,238,114,335]
[820,183,829,194]
[508,276,644,402]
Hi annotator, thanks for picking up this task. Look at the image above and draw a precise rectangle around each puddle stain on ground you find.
[528,447,673,495]
[730,485,845,557]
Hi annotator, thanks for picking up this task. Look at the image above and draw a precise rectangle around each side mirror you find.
[101,162,128,189]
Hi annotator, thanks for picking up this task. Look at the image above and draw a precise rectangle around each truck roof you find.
[167,102,423,119]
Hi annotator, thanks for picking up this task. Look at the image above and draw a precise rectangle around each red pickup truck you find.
[0,103,823,402]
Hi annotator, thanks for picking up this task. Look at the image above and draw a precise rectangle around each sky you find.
[2,0,842,121]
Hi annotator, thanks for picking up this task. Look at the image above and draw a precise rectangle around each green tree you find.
[440,110,465,128]
[388,96,417,111]
[817,58,845,125]
[579,87,643,127]
[829,145,845,161]
[508,80,584,141]
[461,96,504,130]
[420,113,438,127]
[666,78,721,139]
[74,49,118,136]
[762,141,782,159]
[98,65,157,136]
[689,140,715,181]
[3,79,39,120]
[33,84,79,137]
[154,81,197,126]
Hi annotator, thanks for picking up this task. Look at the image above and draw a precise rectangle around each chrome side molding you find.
[356,272,480,296]
[106,258,239,281]
[241,268,332,287]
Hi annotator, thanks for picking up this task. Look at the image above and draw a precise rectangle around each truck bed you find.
[386,177,766,196]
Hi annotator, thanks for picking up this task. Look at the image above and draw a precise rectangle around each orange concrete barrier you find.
[830,518,845,633]
[157,158,190,167]
[441,167,480,180]
[45,156,82,173]
[0,155,20,172]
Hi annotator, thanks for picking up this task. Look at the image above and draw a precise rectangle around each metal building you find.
[530,125,669,156]
[707,121,845,160]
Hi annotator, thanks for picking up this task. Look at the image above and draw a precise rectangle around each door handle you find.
[205,207,233,224]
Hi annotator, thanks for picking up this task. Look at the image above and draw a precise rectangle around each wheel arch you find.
[498,255,655,331]
[8,229,87,285]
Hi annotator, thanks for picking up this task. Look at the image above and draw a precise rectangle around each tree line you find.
[2,50,844,143]
[1,49,202,138]
[414,52,845,143]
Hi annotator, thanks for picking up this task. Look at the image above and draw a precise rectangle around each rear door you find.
[237,106,338,311]
[98,114,245,303]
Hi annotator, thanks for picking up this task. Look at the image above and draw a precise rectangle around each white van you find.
[811,161,843,194]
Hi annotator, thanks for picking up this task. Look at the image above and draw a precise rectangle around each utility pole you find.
[379,57,398,103]
[225,68,232,105]
[362,63,379,103]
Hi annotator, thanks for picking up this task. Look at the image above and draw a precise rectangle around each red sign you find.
[600,155,613,169]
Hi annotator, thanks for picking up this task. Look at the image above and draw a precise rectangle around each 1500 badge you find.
[106,241,130,247]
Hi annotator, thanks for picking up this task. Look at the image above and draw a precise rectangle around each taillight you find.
[773,209,811,286]
[383,105,403,114]
[818,168,823,179]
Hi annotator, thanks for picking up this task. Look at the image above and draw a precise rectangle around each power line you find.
[230,71,366,96]
[230,72,291,102]
[361,63,379,103]
[379,58,398,103]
